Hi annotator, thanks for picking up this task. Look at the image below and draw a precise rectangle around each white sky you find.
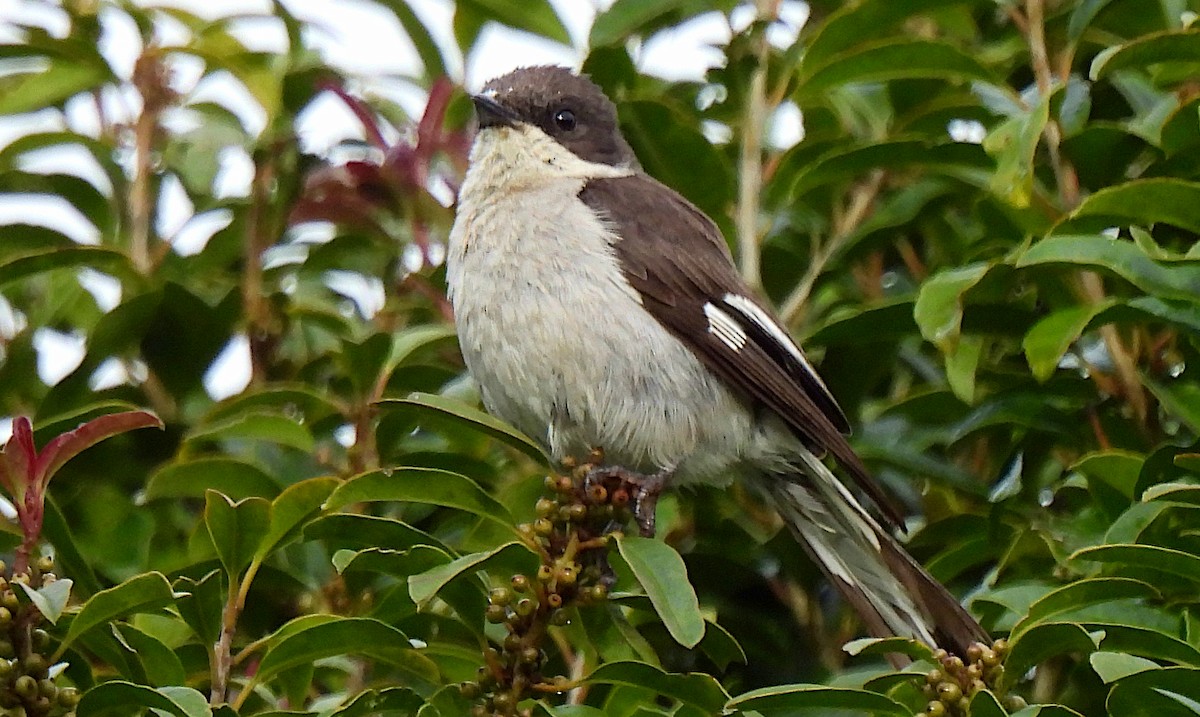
[0,0,823,437]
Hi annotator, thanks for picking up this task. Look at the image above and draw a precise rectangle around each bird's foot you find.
[582,463,671,538]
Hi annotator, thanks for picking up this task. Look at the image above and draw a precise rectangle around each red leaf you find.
[35,410,164,489]
[2,417,37,499]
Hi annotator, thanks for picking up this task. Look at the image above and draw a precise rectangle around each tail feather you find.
[758,451,989,659]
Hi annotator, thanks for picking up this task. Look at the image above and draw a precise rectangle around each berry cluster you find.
[0,558,78,717]
[460,453,634,717]
[917,639,1022,716]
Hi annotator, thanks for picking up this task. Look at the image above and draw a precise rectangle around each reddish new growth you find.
[289,78,471,273]
[0,413,163,574]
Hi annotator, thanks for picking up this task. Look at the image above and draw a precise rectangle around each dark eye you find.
[553,108,577,131]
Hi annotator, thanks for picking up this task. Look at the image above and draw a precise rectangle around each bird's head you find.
[468,66,639,176]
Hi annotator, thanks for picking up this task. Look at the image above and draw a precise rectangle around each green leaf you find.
[304,513,449,554]
[843,636,936,662]
[984,93,1050,207]
[251,617,438,692]
[584,661,728,712]
[55,572,176,659]
[945,334,983,404]
[590,0,687,47]
[1073,451,1145,501]
[1144,377,1200,434]
[1092,650,1165,683]
[185,412,314,452]
[614,535,704,649]
[375,1,448,77]
[144,458,280,500]
[801,0,970,70]
[204,491,271,577]
[1068,0,1117,42]
[407,541,536,608]
[1018,235,1200,302]
[1005,622,1102,679]
[914,262,990,348]
[327,686,426,717]
[16,578,72,625]
[0,246,132,287]
[377,393,549,464]
[1011,578,1160,639]
[254,477,339,561]
[1107,666,1200,716]
[325,467,515,528]
[1067,179,1200,235]
[727,683,909,716]
[969,689,1008,717]
[77,683,211,717]
[798,39,997,97]
[458,0,570,44]
[1024,303,1114,382]
[111,624,187,687]
[1091,29,1200,80]
[1072,544,1200,583]
[0,59,109,114]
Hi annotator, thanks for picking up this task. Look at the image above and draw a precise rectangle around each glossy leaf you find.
[76,682,211,717]
[252,617,438,692]
[728,683,909,716]
[325,467,515,527]
[144,458,280,501]
[204,491,271,577]
[376,393,549,464]
[614,535,704,649]
[584,661,727,712]
[55,572,176,659]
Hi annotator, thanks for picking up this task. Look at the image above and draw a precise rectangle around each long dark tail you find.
[757,452,989,658]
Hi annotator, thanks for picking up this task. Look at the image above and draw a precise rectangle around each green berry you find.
[30,630,48,651]
[567,503,587,522]
[520,646,541,665]
[925,669,943,685]
[533,518,554,536]
[14,675,37,700]
[503,633,522,653]
[535,498,557,517]
[515,598,536,617]
[537,565,554,582]
[511,574,531,592]
[458,681,481,699]
[22,653,47,678]
[489,587,513,607]
[558,565,578,585]
[925,701,946,717]
[936,681,962,703]
[34,556,53,573]
[38,678,56,698]
[550,610,570,626]
[485,604,508,624]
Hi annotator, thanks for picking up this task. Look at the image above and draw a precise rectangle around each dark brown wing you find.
[579,173,905,528]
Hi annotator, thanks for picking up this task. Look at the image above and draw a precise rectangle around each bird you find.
[446,65,988,657]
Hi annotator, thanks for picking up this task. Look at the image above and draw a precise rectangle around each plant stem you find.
[736,0,776,292]
[780,171,884,325]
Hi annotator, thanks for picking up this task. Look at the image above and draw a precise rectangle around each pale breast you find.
[448,181,755,482]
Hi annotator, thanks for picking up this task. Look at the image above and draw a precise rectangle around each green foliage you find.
[0,0,1199,715]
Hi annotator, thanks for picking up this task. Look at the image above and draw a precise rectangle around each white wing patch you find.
[703,302,748,351]
[721,293,826,386]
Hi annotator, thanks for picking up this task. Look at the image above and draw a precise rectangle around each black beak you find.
[472,94,519,129]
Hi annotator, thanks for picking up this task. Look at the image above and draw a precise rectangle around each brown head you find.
[472,66,639,169]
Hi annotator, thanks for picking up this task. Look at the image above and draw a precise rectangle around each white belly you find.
[447,182,756,483]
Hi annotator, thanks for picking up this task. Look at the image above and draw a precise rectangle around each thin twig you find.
[736,0,777,291]
[780,171,884,325]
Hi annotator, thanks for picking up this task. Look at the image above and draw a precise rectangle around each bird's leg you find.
[582,461,674,538]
